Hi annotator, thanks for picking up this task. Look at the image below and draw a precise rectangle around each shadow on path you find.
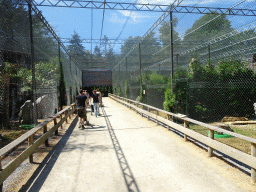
[19,116,78,192]
[102,107,140,192]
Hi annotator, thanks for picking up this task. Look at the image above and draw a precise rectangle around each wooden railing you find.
[109,94,256,183]
[0,103,77,188]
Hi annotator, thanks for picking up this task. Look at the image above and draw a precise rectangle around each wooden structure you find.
[0,103,76,190]
[109,94,256,183]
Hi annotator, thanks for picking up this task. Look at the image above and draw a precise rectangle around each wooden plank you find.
[0,105,75,157]
[208,130,214,157]
[0,110,70,185]
[28,135,33,163]
[0,107,76,185]
[252,143,256,183]
[110,95,256,169]
[111,94,256,144]
[157,115,256,169]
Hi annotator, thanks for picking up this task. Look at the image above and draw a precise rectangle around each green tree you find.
[183,12,233,46]
[68,31,90,70]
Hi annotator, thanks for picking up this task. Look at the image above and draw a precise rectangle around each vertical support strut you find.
[29,0,37,125]
[170,11,174,93]
[139,43,142,86]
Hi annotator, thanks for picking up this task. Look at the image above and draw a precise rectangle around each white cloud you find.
[117,10,156,23]
[109,13,127,24]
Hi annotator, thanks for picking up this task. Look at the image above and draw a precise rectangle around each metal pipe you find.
[139,43,142,86]
[170,11,174,93]
[28,0,37,124]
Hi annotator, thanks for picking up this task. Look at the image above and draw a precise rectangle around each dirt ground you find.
[1,114,77,192]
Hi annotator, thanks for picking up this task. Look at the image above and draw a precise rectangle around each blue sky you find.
[34,0,256,54]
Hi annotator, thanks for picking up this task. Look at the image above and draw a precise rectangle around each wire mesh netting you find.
[113,0,256,123]
[0,0,81,130]
[0,1,81,190]
[1,0,256,190]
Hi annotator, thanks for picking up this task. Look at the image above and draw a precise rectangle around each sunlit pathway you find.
[25,97,249,192]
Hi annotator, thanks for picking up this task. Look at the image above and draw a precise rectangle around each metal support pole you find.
[170,11,174,93]
[139,43,142,86]
[29,1,37,125]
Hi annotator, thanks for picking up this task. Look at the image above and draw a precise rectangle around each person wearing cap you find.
[76,89,89,128]
[92,90,100,117]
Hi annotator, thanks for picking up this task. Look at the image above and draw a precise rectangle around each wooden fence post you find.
[54,118,58,136]
[208,129,214,157]
[184,119,188,142]
[148,108,150,120]
[43,125,49,147]
[156,111,159,125]
[251,143,256,183]
[60,114,63,129]
[167,114,170,130]
[28,135,33,163]
[69,108,71,119]
[65,111,68,123]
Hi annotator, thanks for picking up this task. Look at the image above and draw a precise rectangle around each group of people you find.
[75,89,103,129]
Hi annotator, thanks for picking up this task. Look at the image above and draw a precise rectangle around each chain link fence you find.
[113,0,256,123]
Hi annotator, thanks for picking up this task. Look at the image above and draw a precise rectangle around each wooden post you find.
[167,114,170,130]
[251,143,256,183]
[54,118,58,135]
[148,108,150,120]
[69,108,71,119]
[28,135,33,163]
[65,111,68,123]
[60,114,63,129]
[208,129,214,157]
[156,111,159,125]
[184,119,188,142]
[43,125,49,147]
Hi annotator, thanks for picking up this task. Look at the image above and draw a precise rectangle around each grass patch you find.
[1,130,28,141]
[135,104,256,155]
[188,124,256,155]
[0,130,28,148]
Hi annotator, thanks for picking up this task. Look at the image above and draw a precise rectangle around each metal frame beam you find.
[29,0,256,16]
[24,0,81,71]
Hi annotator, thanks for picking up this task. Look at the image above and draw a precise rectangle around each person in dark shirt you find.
[76,89,88,128]
[92,90,100,117]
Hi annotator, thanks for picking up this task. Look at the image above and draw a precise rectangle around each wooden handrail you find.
[0,103,77,186]
[110,94,256,144]
[0,104,76,157]
[109,94,256,182]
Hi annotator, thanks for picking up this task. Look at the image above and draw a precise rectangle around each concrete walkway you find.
[24,97,250,192]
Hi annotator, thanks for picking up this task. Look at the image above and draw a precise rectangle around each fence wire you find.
[0,1,81,190]
[113,0,256,123]
[0,0,81,129]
